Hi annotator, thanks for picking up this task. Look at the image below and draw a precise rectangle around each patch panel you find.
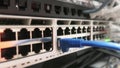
[0,15,110,68]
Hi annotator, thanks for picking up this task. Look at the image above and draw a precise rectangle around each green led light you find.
[104,38,111,42]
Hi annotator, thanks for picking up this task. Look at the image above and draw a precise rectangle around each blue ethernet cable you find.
[60,38,120,52]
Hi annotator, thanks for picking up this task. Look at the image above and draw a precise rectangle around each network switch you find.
[0,14,109,68]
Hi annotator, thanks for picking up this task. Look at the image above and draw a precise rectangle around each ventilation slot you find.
[31,20,52,25]
[0,18,26,25]
[81,21,90,25]
[71,21,80,25]
[57,20,69,25]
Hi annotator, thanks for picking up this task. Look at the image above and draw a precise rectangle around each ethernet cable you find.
[60,38,120,52]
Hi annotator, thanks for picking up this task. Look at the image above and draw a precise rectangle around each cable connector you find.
[60,38,120,52]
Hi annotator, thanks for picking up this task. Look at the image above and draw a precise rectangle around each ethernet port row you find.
[0,0,10,9]
[77,36,90,40]
[1,41,53,60]
[83,36,90,40]
[57,27,91,36]
[82,26,91,33]
[0,27,52,42]
[93,34,106,40]
[32,41,52,54]
[2,45,31,58]
[93,26,105,32]
[1,47,16,60]
[99,34,106,39]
